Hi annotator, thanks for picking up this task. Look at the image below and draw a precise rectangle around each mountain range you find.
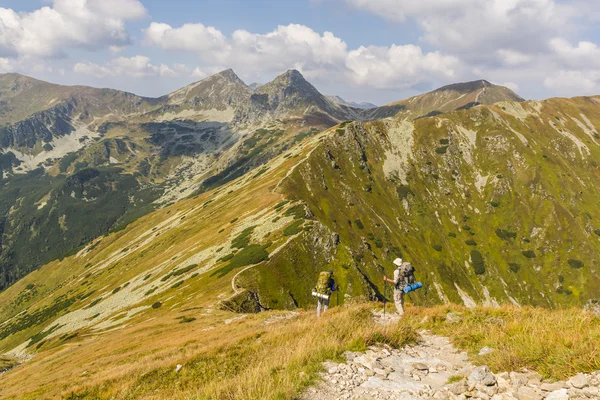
[2,67,600,397]
[0,69,522,292]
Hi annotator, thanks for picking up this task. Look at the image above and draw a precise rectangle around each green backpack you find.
[316,271,332,295]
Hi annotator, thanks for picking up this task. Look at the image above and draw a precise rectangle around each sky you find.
[1,0,600,105]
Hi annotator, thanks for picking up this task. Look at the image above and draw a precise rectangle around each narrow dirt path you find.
[301,312,600,400]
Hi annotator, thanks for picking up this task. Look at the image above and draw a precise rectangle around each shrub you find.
[396,185,414,199]
[465,239,477,246]
[171,281,184,289]
[568,259,584,269]
[448,232,457,238]
[145,288,157,296]
[336,128,345,136]
[218,253,234,263]
[594,229,600,236]
[439,138,449,145]
[178,316,196,323]
[508,263,521,273]
[463,225,471,231]
[283,204,305,219]
[432,244,443,252]
[212,244,270,278]
[471,250,485,275]
[522,250,536,258]
[354,219,364,229]
[390,246,402,258]
[230,218,238,224]
[232,226,256,249]
[283,220,304,236]
[490,201,501,207]
[435,145,449,154]
[152,302,162,309]
[274,200,289,211]
[496,229,517,240]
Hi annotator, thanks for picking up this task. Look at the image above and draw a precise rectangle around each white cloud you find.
[74,56,176,78]
[550,38,600,68]
[144,22,227,52]
[346,44,459,88]
[544,70,600,94]
[226,24,348,73]
[496,49,533,66]
[144,22,455,89]
[347,0,578,58]
[0,57,12,73]
[346,0,472,23]
[0,0,146,58]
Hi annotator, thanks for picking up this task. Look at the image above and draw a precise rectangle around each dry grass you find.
[58,304,417,400]
[4,303,600,399]
[403,304,600,380]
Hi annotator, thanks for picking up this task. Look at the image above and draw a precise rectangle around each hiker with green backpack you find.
[312,270,337,317]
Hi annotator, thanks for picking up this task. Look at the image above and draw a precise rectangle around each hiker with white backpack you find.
[384,258,417,316]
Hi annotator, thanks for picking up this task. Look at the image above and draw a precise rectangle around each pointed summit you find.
[257,69,317,96]
[212,68,246,85]
[255,69,323,109]
[166,69,251,110]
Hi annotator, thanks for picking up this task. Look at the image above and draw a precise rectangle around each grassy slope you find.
[3,303,600,399]
[1,96,600,397]
[239,96,600,309]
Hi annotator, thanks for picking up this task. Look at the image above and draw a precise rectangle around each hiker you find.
[313,270,336,317]
[384,258,415,316]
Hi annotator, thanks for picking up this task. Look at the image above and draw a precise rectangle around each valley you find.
[0,69,600,399]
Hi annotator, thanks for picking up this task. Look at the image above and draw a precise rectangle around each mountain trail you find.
[302,312,600,400]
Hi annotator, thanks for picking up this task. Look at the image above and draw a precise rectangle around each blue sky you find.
[1,0,600,104]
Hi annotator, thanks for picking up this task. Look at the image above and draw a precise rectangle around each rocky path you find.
[302,314,600,400]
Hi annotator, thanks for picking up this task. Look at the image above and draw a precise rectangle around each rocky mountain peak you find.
[212,68,246,85]
[258,69,317,94]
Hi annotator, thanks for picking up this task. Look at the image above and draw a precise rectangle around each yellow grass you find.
[2,304,416,399]
[402,304,600,380]
[3,302,600,399]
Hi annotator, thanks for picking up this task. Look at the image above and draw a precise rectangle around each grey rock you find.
[469,366,497,387]
[540,382,564,392]
[568,373,589,389]
[412,362,429,371]
[545,388,568,400]
[515,386,542,400]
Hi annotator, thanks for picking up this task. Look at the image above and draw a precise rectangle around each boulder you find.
[540,382,564,392]
[469,366,498,387]
[545,388,568,400]
[412,362,429,371]
[515,386,542,400]
[568,373,589,389]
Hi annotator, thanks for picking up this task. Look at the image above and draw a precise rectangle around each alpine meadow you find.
[1,1,600,399]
